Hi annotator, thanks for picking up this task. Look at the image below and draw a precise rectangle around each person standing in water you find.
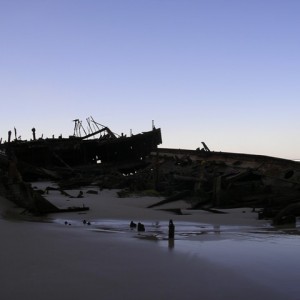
[168,219,175,239]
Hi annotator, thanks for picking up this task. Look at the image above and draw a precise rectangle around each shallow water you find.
[173,228,300,288]
[53,217,300,298]
[53,217,300,239]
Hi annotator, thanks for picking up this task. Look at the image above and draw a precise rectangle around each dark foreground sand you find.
[0,185,299,300]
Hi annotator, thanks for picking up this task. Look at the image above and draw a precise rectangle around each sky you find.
[1,0,299,160]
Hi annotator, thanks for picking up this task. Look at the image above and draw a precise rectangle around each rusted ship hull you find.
[1,128,162,168]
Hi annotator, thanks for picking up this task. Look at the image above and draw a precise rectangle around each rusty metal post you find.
[8,131,12,143]
[32,128,36,141]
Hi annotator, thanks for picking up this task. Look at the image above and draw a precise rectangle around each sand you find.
[0,182,299,300]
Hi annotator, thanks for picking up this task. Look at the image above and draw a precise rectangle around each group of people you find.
[130,221,145,232]
[130,219,175,239]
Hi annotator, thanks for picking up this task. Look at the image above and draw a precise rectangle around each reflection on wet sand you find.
[53,218,300,243]
[168,238,175,250]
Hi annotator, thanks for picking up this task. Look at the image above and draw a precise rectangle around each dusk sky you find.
[1,0,299,160]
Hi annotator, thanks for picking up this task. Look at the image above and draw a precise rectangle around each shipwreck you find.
[0,118,162,216]
[1,117,300,226]
[0,117,162,168]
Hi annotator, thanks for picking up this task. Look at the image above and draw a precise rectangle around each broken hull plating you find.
[1,128,162,167]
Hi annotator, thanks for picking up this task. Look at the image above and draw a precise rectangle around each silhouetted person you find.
[130,221,137,228]
[169,219,175,239]
[137,222,145,232]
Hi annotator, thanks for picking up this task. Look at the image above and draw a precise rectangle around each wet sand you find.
[1,183,300,300]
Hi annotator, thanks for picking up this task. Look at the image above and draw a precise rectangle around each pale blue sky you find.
[1,0,299,159]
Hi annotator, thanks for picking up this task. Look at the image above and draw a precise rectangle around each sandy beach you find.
[1,182,300,300]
